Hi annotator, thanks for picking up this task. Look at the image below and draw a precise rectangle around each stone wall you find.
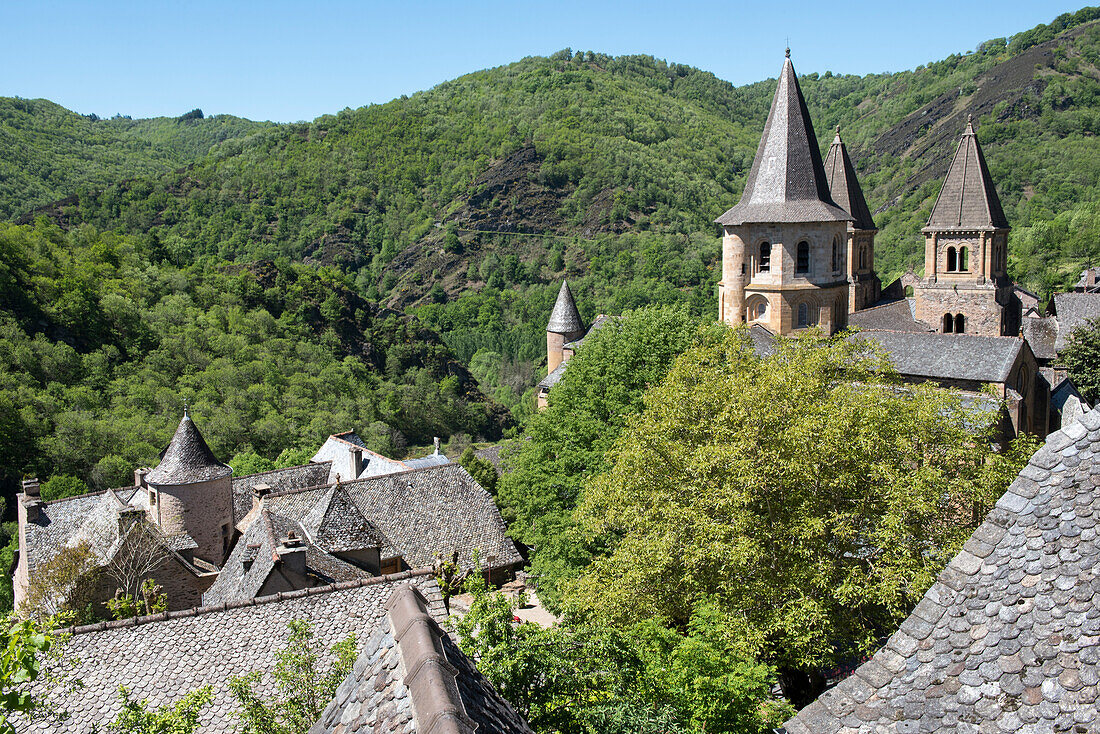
[913,282,1012,337]
[149,476,235,566]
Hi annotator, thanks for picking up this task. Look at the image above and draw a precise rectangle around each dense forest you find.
[0,7,1095,495]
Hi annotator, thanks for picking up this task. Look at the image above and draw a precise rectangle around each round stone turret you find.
[146,411,234,566]
[546,281,586,374]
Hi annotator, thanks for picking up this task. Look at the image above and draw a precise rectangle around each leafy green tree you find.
[229,620,357,734]
[565,328,1039,705]
[0,614,72,733]
[39,475,89,502]
[496,305,716,607]
[229,452,276,477]
[106,685,213,734]
[1061,316,1100,402]
[458,447,498,494]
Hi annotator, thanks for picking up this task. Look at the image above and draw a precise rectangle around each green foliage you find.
[106,580,167,621]
[229,619,357,734]
[38,474,89,501]
[106,685,213,734]
[0,220,509,504]
[229,452,276,477]
[564,328,1040,692]
[1061,316,1100,402]
[0,615,57,733]
[496,305,715,607]
[458,447,498,494]
[453,571,785,733]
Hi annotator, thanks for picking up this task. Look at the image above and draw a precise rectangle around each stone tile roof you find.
[267,464,521,573]
[300,483,388,553]
[849,299,934,333]
[18,572,444,733]
[404,453,451,470]
[925,117,1010,231]
[781,412,1100,734]
[146,413,232,486]
[311,585,533,734]
[857,331,1023,383]
[747,324,777,357]
[563,314,612,350]
[475,443,510,472]
[547,280,584,334]
[1053,292,1100,353]
[536,361,567,391]
[231,462,332,524]
[824,127,876,231]
[1022,316,1059,361]
[716,53,852,227]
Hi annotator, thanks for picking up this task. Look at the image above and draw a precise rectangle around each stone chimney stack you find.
[20,479,41,523]
[349,446,364,478]
[277,531,307,575]
[134,468,149,489]
[433,437,441,455]
[250,483,272,514]
[21,478,39,498]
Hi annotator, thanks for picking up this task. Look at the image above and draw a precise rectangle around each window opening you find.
[797,241,810,274]
[759,242,771,272]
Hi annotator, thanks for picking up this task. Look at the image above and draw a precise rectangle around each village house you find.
[14,412,522,615]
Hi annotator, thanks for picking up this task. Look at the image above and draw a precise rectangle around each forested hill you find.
[0,98,271,220]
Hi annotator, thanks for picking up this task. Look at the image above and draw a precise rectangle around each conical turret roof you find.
[716,52,852,226]
[146,411,232,485]
[926,116,1009,231]
[547,281,584,334]
[824,127,876,231]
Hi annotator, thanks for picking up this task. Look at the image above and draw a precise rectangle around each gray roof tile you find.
[231,462,332,524]
[849,299,934,333]
[856,331,1023,383]
[146,414,232,486]
[782,411,1100,732]
[18,573,445,733]
[925,117,1009,231]
[1052,292,1100,353]
[716,53,852,226]
[547,281,584,335]
[824,127,876,231]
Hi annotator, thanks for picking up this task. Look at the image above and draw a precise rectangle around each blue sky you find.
[0,0,1087,122]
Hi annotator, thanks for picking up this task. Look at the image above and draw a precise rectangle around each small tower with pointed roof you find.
[546,281,585,374]
[716,50,853,335]
[824,126,881,312]
[914,116,1015,337]
[145,410,235,566]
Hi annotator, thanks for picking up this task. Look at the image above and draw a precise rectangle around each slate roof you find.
[849,299,934,333]
[1022,316,1058,361]
[146,413,232,486]
[18,573,443,733]
[547,280,584,334]
[1052,292,1100,353]
[823,127,876,230]
[747,324,777,357]
[231,462,332,524]
[404,453,451,470]
[563,314,612,350]
[925,117,1010,231]
[858,331,1023,383]
[311,585,534,734]
[781,411,1100,734]
[536,361,567,391]
[716,52,852,226]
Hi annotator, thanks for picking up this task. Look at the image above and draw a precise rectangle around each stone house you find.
[15,416,521,616]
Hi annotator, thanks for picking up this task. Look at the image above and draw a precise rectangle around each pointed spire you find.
[926,115,1009,230]
[547,280,584,335]
[716,53,852,226]
[146,412,232,485]
[301,483,386,553]
[823,126,876,231]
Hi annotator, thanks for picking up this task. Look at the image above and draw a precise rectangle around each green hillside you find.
[0,98,271,220]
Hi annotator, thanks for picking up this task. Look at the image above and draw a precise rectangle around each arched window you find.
[1017,366,1029,395]
[859,245,866,270]
[797,241,810,274]
[759,242,771,272]
[959,246,969,272]
[797,302,812,328]
[954,313,965,333]
[904,285,914,298]
[748,298,768,322]
[831,238,839,273]
[946,247,957,272]
[943,313,954,333]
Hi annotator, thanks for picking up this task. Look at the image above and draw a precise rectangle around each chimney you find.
[276,531,307,575]
[349,446,364,478]
[250,483,272,513]
[134,468,149,489]
[21,478,40,498]
[242,543,261,572]
[433,437,441,455]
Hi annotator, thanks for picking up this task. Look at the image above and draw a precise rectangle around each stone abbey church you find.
[544,51,1100,441]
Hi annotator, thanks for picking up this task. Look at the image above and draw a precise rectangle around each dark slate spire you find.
[146,412,232,485]
[547,281,584,334]
[824,126,876,231]
[926,116,1009,230]
[716,54,852,226]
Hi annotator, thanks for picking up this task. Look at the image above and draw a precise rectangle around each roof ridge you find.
[234,460,332,480]
[58,568,437,636]
[264,462,465,500]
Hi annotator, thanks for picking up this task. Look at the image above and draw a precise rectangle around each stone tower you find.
[914,116,1014,336]
[716,51,853,335]
[144,410,235,566]
[824,126,881,312]
[546,281,585,374]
